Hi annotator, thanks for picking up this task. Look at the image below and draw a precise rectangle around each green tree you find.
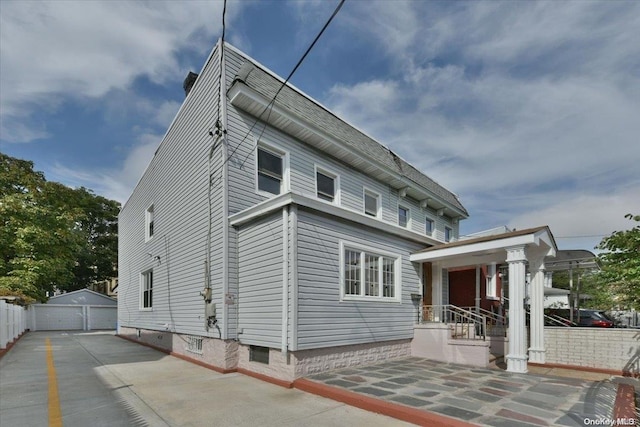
[593,214,640,309]
[0,153,120,301]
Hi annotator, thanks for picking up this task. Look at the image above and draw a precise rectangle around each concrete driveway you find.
[0,331,412,427]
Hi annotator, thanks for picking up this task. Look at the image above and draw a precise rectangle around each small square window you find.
[426,218,434,235]
[249,345,269,364]
[364,190,379,217]
[257,147,283,195]
[141,270,153,309]
[398,206,409,228]
[445,226,453,242]
[316,170,335,202]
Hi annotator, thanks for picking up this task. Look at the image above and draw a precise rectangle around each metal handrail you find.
[461,306,507,337]
[502,297,574,327]
[422,304,487,341]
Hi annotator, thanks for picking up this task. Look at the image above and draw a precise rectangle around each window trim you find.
[398,204,410,228]
[339,240,402,303]
[140,269,153,311]
[255,141,290,197]
[145,204,154,242]
[314,164,340,205]
[363,187,381,218]
[425,216,435,236]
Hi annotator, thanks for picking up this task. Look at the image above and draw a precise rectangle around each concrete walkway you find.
[0,331,411,427]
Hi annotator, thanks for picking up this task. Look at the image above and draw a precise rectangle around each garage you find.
[29,289,117,331]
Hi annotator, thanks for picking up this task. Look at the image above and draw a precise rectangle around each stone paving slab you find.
[307,356,623,426]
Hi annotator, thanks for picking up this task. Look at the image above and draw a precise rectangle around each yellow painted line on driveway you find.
[46,338,63,427]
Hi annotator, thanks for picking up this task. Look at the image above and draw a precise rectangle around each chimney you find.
[183,72,199,97]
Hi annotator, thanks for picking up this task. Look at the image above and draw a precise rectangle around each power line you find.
[221,0,346,175]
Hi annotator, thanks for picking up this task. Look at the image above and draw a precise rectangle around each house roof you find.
[544,249,599,271]
[413,226,554,255]
[227,44,468,218]
[409,226,557,268]
[48,288,117,305]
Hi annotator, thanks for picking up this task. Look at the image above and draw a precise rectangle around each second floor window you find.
[398,206,409,227]
[316,170,335,202]
[364,189,380,217]
[445,226,453,242]
[425,218,434,235]
[257,147,283,195]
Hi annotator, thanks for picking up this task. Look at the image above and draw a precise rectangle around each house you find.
[118,40,556,383]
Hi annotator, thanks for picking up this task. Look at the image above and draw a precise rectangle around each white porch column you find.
[528,257,546,364]
[432,262,443,321]
[506,245,528,373]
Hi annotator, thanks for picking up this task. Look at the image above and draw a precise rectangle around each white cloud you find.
[50,132,161,203]
[323,1,640,249]
[0,0,235,143]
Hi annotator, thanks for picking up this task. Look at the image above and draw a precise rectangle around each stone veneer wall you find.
[545,327,639,374]
[293,339,412,378]
[118,326,238,371]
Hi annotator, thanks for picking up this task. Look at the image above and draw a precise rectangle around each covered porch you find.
[410,226,558,373]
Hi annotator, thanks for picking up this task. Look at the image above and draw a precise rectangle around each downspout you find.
[282,206,289,354]
[220,39,230,340]
[290,205,298,351]
[475,265,481,315]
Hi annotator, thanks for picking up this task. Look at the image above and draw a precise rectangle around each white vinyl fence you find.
[0,300,28,349]
[29,304,117,331]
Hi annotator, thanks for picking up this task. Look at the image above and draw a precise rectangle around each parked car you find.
[544,308,615,327]
[576,310,615,328]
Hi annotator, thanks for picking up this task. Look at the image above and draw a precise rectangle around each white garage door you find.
[33,305,84,331]
[89,306,117,330]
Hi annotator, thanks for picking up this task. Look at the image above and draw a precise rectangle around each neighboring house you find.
[88,277,119,299]
[118,40,556,382]
[29,289,117,331]
[542,250,599,309]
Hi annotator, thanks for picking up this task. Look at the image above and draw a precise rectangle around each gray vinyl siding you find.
[118,45,225,336]
[237,212,283,348]
[295,208,423,350]
[224,48,459,240]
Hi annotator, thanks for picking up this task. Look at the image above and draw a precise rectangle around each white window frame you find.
[445,226,453,242]
[363,187,381,218]
[425,216,435,236]
[255,141,290,197]
[140,269,153,311]
[145,204,154,242]
[314,164,340,205]
[339,240,402,303]
[398,205,410,228]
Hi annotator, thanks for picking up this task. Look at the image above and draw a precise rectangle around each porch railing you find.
[422,304,487,341]
[460,306,507,337]
[502,297,575,327]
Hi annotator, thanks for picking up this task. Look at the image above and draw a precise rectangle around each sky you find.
[1,0,639,253]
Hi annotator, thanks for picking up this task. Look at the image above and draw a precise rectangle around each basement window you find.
[249,345,269,364]
[186,336,203,355]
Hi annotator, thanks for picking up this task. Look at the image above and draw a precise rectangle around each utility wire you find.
[220,0,346,175]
